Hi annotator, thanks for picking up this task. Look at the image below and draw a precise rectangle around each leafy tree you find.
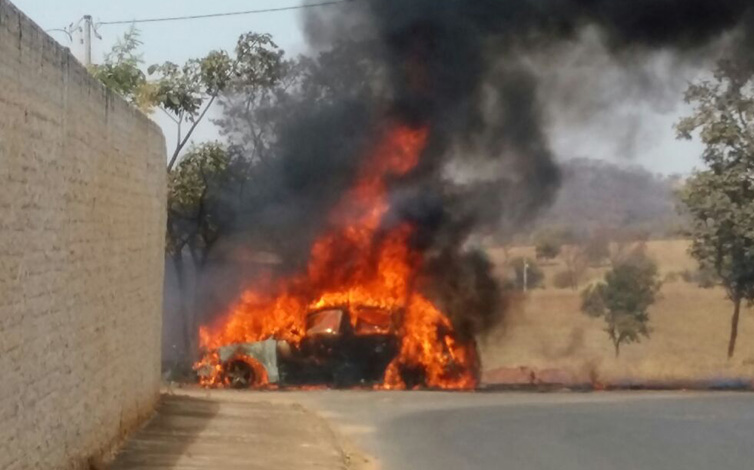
[679,267,720,289]
[508,257,544,291]
[581,253,661,357]
[154,33,282,358]
[89,29,285,363]
[214,56,309,177]
[216,39,381,173]
[167,142,234,264]
[148,33,284,171]
[89,26,151,110]
[167,142,248,355]
[676,58,754,358]
[213,40,384,260]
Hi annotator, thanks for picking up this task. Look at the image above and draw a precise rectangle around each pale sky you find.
[14,0,705,175]
[14,0,308,158]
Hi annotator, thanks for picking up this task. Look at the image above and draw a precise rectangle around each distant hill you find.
[533,158,683,237]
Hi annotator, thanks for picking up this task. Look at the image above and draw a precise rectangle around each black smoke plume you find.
[216,0,754,338]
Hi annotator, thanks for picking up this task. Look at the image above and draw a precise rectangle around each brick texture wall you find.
[0,1,166,468]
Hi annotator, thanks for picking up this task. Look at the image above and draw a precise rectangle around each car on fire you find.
[204,305,402,389]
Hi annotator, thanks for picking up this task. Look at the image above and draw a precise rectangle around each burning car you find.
[199,305,402,389]
[195,125,480,391]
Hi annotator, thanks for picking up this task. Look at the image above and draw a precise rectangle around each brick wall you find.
[0,1,166,468]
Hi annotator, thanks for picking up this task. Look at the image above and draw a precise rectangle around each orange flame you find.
[196,123,478,390]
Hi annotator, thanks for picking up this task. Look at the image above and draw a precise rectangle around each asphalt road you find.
[283,391,754,470]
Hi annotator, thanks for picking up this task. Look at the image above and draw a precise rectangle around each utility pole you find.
[83,15,93,66]
[523,258,529,293]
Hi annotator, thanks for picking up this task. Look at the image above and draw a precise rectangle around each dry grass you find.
[480,239,754,382]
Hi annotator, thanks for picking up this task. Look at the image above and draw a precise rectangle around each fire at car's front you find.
[195,124,479,391]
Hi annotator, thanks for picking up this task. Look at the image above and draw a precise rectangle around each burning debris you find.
[196,1,754,390]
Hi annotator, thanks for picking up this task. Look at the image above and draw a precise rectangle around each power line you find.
[97,0,351,26]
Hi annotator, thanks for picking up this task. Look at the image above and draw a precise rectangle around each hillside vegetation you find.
[481,240,754,384]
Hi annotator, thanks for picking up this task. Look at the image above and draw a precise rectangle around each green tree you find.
[216,40,382,174]
[148,32,284,171]
[88,26,151,110]
[581,253,661,357]
[215,57,307,175]
[167,143,234,264]
[676,58,754,358]
[167,142,248,356]
[213,40,384,261]
[88,29,284,364]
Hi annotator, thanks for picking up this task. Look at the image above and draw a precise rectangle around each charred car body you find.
[207,305,402,388]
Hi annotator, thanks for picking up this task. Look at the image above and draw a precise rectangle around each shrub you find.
[680,268,719,288]
[580,252,661,357]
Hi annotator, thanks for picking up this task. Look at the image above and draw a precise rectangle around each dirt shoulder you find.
[109,389,371,469]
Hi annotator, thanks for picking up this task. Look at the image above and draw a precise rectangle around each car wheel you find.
[224,359,256,389]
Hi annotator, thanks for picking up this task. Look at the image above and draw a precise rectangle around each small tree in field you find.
[677,58,754,358]
[581,253,661,357]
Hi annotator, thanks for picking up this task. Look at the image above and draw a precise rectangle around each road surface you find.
[276,390,754,470]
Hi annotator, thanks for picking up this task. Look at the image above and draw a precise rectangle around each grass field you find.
[480,240,754,383]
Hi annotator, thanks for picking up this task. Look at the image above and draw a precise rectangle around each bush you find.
[580,252,661,356]
[680,268,719,288]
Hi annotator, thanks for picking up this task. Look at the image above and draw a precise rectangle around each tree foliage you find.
[147,33,285,171]
[90,29,287,362]
[167,142,244,264]
[216,39,381,169]
[581,252,660,357]
[166,142,251,358]
[89,26,151,110]
[677,58,754,358]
